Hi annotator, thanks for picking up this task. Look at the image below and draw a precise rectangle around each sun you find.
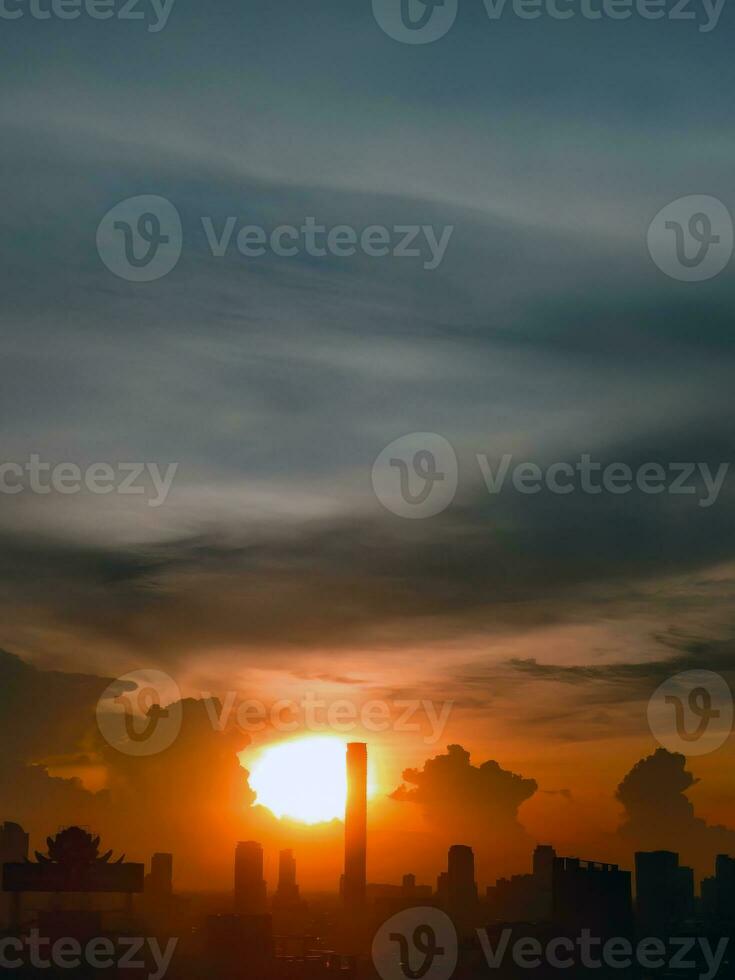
[249,737,369,824]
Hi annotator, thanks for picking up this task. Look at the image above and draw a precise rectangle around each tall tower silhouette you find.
[0,823,28,864]
[274,849,300,908]
[343,742,367,908]
[0,823,28,930]
[447,844,477,911]
[147,853,173,899]
[234,841,267,914]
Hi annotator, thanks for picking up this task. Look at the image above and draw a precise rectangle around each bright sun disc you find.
[249,737,353,824]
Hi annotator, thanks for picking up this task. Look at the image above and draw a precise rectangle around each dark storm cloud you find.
[1,0,735,693]
[616,749,735,877]
[0,643,259,869]
[0,649,112,837]
[507,639,735,692]
[0,430,734,661]
[0,648,114,763]
[390,743,537,834]
[504,633,735,720]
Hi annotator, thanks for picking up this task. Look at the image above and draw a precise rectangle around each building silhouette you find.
[235,841,267,915]
[0,821,29,928]
[0,821,29,864]
[141,850,177,927]
[552,853,632,935]
[487,844,631,935]
[437,870,449,904]
[146,852,173,899]
[2,826,143,937]
[635,850,693,934]
[273,849,301,909]
[701,853,735,929]
[447,844,478,911]
[343,742,367,909]
[487,844,554,922]
[368,873,433,918]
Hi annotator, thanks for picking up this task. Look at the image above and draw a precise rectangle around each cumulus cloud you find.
[0,650,261,884]
[616,748,735,878]
[391,744,537,831]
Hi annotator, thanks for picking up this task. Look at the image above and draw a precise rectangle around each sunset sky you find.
[2,0,735,894]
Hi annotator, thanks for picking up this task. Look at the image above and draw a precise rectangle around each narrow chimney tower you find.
[343,742,367,907]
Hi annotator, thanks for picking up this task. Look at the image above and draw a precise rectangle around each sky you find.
[1,0,735,890]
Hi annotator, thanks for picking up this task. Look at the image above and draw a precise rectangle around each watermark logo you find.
[372,0,458,43]
[373,907,457,980]
[372,434,458,519]
[372,0,725,40]
[648,670,733,756]
[98,201,453,280]
[647,196,733,282]
[97,196,183,282]
[204,693,453,745]
[476,928,728,978]
[97,669,183,756]
[0,455,178,507]
[100,675,453,754]
[0,931,177,979]
[373,440,730,519]
[0,0,176,31]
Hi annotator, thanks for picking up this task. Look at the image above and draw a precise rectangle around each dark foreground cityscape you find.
[1,743,734,979]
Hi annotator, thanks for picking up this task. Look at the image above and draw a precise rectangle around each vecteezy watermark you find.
[648,196,734,282]
[373,915,730,980]
[648,670,733,756]
[372,435,731,518]
[474,455,730,507]
[97,196,184,282]
[0,0,175,31]
[201,692,454,744]
[97,196,454,282]
[201,216,454,271]
[372,0,459,44]
[373,434,459,519]
[476,929,728,979]
[373,907,458,980]
[0,931,178,978]
[97,669,455,755]
[0,455,178,507]
[372,0,725,42]
[97,670,184,757]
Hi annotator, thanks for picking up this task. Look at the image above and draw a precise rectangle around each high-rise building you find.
[343,742,367,908]
[436,871,449,903]
[0,822,29,929]
[487,845,554,922]
[146,852,173,898]
[0,822,29,863]
[235,841,267,914]
[447,845,477,911]
[441,845,478,937]
[676,865,695,921]
[635,850,691,933]
[552,855,632,935]
[487,845,632,933]
[702,854,735,928]
[273,849,300,909]
[141,852,175,927]
[533,844,556,881]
